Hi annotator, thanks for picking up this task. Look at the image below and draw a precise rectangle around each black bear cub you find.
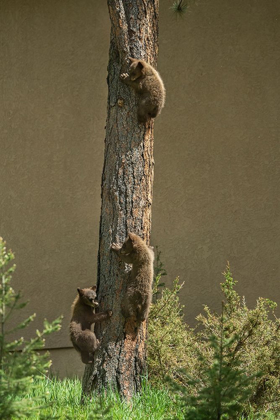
[120,57,166,123]
[111,233,154,322]
[69,286,112,364]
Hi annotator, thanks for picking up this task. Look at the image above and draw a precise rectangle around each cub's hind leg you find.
[81,351,94,364]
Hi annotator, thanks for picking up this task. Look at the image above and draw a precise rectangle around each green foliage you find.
[148,260,280,416]
[0,237,62,419]
[197,264,280,414]
[172,306,257,419]
[148,278,197,385]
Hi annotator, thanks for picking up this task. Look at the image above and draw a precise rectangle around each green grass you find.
[11,377,279,420]
[15,376,184,420]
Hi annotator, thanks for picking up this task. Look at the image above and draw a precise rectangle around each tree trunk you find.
[82,0,159,400]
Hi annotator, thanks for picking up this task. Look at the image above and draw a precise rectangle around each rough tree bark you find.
[82,0,159,399]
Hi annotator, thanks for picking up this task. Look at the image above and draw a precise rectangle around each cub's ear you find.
[128,232,135,242]
[77,288,83,296]
[128,57,136,62]
[136,61,144,70]
[91,286,97,291]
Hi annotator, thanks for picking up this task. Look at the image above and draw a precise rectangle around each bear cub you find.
[69,286,112,364]
[120,57,166,123]
[111,232,154,322]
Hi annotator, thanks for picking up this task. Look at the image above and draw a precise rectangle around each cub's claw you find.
[120,72,129,80]
[111,243,121,251]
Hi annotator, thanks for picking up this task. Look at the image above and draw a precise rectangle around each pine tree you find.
[0,237,61,419]
[82,0,159,400]
[178,304,256,420]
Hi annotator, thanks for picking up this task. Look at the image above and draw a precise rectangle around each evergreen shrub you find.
[148,260,280,415]
[0,237,62,419]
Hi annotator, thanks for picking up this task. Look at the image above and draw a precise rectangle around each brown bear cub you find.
[69,286,112,364]
[120,57,166,123]
[111,233,154,322]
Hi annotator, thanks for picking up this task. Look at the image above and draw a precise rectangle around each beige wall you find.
[1,0,279,377]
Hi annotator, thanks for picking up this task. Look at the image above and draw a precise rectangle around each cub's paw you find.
[111,243,121,251]
[120,72,129,80]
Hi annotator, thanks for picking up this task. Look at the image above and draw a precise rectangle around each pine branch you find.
[171,0,188,17]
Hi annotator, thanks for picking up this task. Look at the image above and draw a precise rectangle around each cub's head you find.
[119,232,137,256]
[120,232,149,255]
[77,286,99,308]
[128,57,145,81]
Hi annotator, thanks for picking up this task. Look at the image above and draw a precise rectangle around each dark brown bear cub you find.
[69,286,112,364]
[111,233,154,322]
[120,57,166,123]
